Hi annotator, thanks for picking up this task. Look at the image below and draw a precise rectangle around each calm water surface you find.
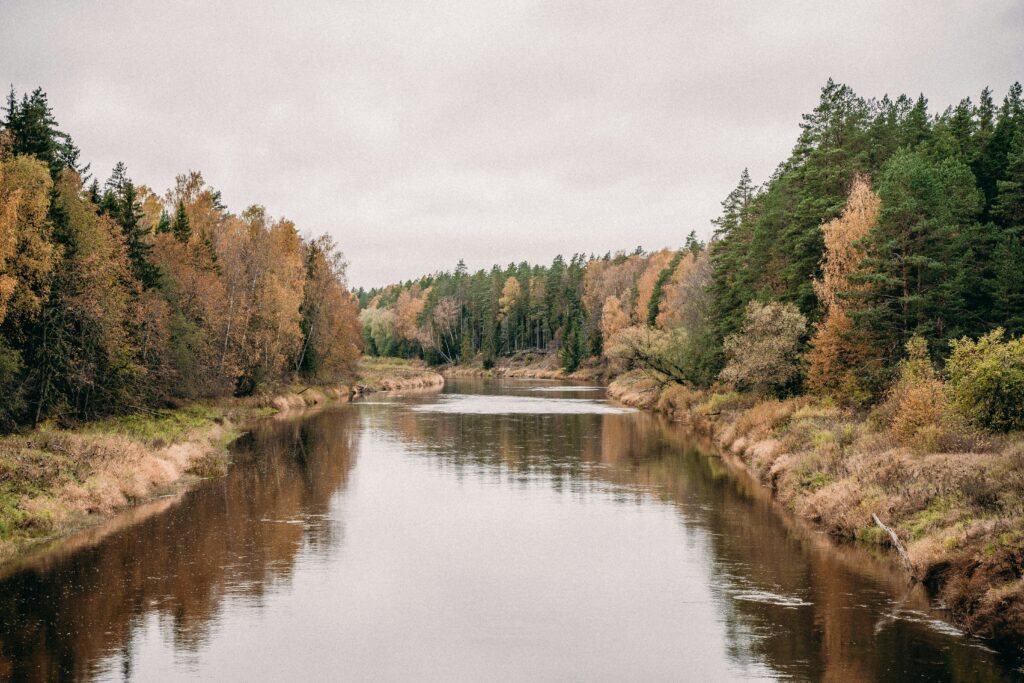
[0,378,1020,681]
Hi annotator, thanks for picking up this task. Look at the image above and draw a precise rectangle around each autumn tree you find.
[721,301,807,396]
[805,174,883,402]
[0,153,57,427]
[606,325,691,384]
[297,235,361,381]
[599,295,630,346]
[633,249,674,323]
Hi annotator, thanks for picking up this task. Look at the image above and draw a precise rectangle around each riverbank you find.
[442,351,606,381]
[0,358,444,563]
[604,369,1024,646]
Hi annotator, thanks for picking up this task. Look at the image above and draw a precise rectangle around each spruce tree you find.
[156,209,171,234]
[855,148,981,364]
[3,88,80,178]
[172,201,191,243]
[119,181,161,288]
[708,169,757,344]
[647,250,683,327]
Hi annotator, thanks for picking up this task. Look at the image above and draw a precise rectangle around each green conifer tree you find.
[172,201,191,243]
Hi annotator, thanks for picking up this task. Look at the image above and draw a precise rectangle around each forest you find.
[0,87,363,433]
[2,80,1024,436]
[361,79,1024,430]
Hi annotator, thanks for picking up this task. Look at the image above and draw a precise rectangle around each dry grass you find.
[606,370,662,409]
[0,407,239,562]
[608,369,1024,642]
[657,383,702,416]
[356,357,445,391]
[720,393,1024,642]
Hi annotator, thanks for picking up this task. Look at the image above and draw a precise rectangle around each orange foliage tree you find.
[805,174,882,403]
[633,249,675,322]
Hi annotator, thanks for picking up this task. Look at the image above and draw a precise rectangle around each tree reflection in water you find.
[0,408,359,682]
[0,379,1019,682]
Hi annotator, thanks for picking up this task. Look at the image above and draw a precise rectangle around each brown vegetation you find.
[607,371,1024,645]
[0,358,441,564]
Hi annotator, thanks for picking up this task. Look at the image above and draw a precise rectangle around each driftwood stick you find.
[873,513,917,581]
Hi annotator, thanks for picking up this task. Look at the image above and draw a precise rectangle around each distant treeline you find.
[0,88,362,432]
[360,79,1024,405]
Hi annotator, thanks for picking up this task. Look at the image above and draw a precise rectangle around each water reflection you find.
[0,408,358,682]
[373,378,1020,681]
[0,379,1018,681]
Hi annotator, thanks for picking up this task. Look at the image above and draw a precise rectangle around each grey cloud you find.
[1,0,1021,287]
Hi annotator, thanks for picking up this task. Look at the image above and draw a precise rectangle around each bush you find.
[606,325,690,384]
[720,301,807,396]
[884,336,968,453]
[947,328,1024,432]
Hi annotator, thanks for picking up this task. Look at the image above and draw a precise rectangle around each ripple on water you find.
[731,589,813,608]
[528,386,603,392]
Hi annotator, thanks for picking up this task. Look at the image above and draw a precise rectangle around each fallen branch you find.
[873,513,917,581]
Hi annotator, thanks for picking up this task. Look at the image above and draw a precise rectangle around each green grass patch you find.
[698,392,754,414]
[906,495,961,539]
[84,404,223,446]
[800,470,832,492]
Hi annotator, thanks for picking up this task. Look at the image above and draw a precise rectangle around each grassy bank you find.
[354,357,446,392]
[606,369,1024,645]
[442,351,605,381]
[0,358,443,564]
[0,405,239,562]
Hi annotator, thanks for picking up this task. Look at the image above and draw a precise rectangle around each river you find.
[0,378,1019,681]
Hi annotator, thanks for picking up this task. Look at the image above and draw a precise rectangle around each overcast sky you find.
[2,1,1021,288]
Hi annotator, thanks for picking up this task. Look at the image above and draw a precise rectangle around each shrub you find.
[884,336,967,453]
[698,391,756,414]
[657,383,701,415]
[720,301,807,396]
[606,326,686,383]
[947,328,1024,433]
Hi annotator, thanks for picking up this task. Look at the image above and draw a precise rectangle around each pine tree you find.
[558,311,583,373]
[855,148,981,364]
[993,121,1024,229]
[119,180,160,288]
[172,201,191,243]
[2,88,80,179]
[156,208,171,234]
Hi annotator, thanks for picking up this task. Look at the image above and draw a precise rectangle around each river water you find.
[0,378,1019,681]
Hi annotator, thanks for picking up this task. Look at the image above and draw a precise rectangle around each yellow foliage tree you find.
[0,155,56,326]
[394,285,428,342]
[600,295,630,351]
[806,174,882,402]
[298,235,362,381]
[633,249,674,322]
[498,276,521,320]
